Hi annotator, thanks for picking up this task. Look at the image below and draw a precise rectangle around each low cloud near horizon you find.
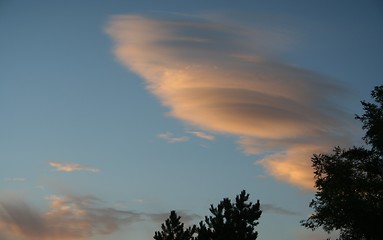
[106,15,355,189]
[0,195,137,240]
[0,194,199,240]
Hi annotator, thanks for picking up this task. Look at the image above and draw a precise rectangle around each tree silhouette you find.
[154,191,261,240]
[197,190,261,240]
[356,86,383,154]
[154,211,197,240]
[301,85,383,240]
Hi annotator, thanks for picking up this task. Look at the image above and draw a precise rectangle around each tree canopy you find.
[154,190,262,240]
[154,211,197,240]
[356,86,383,154]
[197,190,261,240]
[301,85,383,240]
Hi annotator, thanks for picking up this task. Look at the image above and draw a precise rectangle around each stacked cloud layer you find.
[106,15,354,189]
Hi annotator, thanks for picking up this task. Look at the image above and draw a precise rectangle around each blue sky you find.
[1,1,382,239]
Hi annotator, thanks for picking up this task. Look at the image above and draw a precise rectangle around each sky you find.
[1,0,382,239]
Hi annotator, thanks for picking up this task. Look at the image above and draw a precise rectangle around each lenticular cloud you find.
[106,15,353,189]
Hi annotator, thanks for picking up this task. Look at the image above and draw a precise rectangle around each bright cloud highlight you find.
[187,131,215,141]
[106,15,354,189]
[49,161,99,173]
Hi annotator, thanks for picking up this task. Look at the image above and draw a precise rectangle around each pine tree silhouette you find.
[154,211,197,240]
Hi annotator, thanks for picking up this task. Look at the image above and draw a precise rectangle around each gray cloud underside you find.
[149,211,201,225]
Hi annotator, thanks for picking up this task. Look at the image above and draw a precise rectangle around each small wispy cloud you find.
[133,199,145,204]
[36,185,46,191]
[4,177,25,182]
[186,131,215,141]
[262,203,300,216]
[48,161,99,173]
[158,132,189,143]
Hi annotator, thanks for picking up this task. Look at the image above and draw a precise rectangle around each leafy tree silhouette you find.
[356,85,383,154]
[301,85,383,240]
[197,190,261,240]
[154,211,197,240]
[154,190,261,240]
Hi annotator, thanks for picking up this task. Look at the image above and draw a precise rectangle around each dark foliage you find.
[154,190,261,240]
[154,211,197,240]
[301,85,383,240]
[197,190,262,240]
[356,86,383,154]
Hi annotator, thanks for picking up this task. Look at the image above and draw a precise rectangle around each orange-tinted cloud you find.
[0,195,200,240]
[0,195,139,240]
[49,161,99,173]
[106,15,354,189]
